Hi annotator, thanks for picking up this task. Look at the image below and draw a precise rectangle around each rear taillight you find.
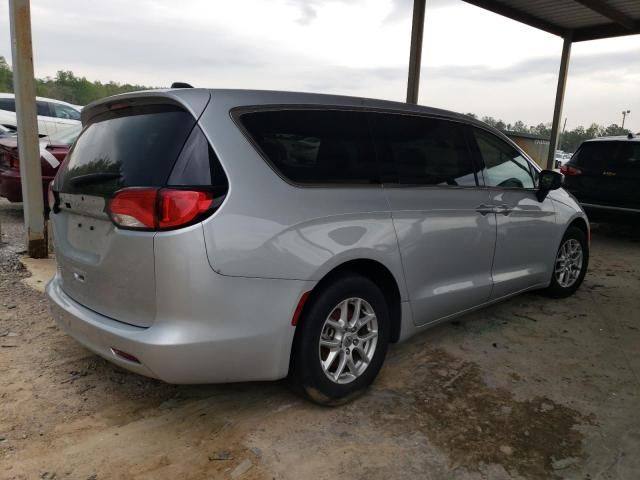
[108,188,158,229]
[0,151,19,170]
[107,187,215,231]
[560,164,581,176]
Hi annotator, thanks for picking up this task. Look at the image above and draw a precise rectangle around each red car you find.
[0,126,80,203]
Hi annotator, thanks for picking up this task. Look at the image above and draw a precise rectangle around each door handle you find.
[494,204,513,216]
[475,204,494,216]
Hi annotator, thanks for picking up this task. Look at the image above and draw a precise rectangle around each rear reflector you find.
[110,347,141,364]
[107,187,215,231]
[291,291,311,326]
[560,164,581,176]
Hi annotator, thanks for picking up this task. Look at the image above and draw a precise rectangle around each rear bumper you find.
[47,272,314,384]
[47,277,159,379]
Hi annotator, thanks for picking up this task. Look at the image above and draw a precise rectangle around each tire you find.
[543,226,589,298]
[289,273,390,406]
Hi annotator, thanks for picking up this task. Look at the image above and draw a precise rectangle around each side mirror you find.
[537,169,563,201]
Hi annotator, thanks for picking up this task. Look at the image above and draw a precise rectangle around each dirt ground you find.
[1,198,639,480]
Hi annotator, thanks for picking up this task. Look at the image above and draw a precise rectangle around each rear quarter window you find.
[239,109,377,185]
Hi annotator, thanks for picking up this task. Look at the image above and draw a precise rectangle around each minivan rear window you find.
[58,105,196,197]
[239,109,377,185]
[573,141,640,172]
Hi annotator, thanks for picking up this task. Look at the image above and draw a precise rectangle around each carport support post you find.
[406,0,426,104]
[9,0,47,258]
[547,35,572,170]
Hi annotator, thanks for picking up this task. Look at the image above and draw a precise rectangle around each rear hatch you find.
[51,92,214,327]
[563,140,640,210]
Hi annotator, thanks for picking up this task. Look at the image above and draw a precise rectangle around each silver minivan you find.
[47,88,589,404]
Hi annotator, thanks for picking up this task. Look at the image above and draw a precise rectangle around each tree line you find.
[466,114,631,154]
[0,56,151,106]
[1,55,632,153]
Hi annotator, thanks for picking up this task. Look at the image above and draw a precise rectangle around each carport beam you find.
[547,35,572,170]
[9,0,47,258]
[406,0,426,104]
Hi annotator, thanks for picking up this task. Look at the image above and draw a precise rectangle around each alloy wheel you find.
[318,297,378,385]
[555,238,583,288]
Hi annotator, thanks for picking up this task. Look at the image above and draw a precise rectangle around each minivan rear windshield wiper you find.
[69,172,122,187]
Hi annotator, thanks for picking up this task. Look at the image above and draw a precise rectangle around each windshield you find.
[46,125,82,145]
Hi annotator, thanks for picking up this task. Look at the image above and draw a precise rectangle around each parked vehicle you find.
[46,89,589,404]
[0,125,81,203]
[554,150,572,169]
[0,93,81,136]
[0,124,12,138]
[561,134,640,221]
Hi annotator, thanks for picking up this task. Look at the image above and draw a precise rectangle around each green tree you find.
[0,58,155,104]
[511,120,529,133]
[603,123,628,136]
[468,112,631,153]
[0,56,13,92]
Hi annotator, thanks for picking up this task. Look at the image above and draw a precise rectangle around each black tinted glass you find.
[168,126,228,188]
[372,114,477,186]
[36,101,52,117]
[0,99,16,112]
[58,105,196,197]
[574,141,640,172]
[240,109,377,184]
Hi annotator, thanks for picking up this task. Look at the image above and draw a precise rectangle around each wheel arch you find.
[568,216,589,245]
[298,258,404,345]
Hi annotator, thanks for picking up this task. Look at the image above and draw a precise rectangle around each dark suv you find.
[562,134,640,221]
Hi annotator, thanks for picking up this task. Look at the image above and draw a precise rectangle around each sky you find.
[1,0,639,132]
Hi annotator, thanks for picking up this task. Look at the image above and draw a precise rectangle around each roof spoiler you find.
[80,89,210,125]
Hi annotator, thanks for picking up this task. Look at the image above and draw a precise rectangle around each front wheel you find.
[289,274,390,405]
[543,226,589,298]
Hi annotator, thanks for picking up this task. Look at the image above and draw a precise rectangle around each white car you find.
[0,93,81,136]
[554,150,573,168]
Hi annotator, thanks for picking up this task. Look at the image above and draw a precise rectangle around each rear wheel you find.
[543,226,589,298]
[289,274,389,405]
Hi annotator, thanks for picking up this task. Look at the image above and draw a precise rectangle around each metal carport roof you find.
[462,0,640,42]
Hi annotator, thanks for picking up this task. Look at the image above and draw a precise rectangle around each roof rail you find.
[171,82,194,89]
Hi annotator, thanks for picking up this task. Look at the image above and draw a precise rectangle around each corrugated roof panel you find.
[465,0,640,33]
[609,0,640,18]
[461,0,640,41]
[504,0,612,29]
